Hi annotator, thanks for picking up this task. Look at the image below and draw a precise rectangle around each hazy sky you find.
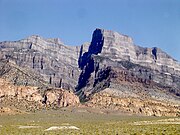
[0,0,180,61]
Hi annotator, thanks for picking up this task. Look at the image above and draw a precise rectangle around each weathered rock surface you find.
[76,28,180,116]
[0,28,180,116]
[77,29,180,99]
[0,59,48,87]
[0,78,79,111]
[0,35,89,90]
[86,90,180,116]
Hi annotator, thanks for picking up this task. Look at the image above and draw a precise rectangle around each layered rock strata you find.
[0,36,89,90]
[0,78,79,111]
[77,29,180,100]
[0,28,180,116]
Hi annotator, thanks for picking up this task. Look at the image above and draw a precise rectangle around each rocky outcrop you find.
[44,89,79,107]
[0,78,79,111]
[86,90,180,116]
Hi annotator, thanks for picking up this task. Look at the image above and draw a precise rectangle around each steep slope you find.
[77,29,180,116]
[0,28,180,116]
[77,29,180,96]
[0,59,79,111]
[0,36,89,90]
[0,59,48,87]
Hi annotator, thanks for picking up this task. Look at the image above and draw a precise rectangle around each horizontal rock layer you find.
[0,28,180,116]
[0,35,89,91]
[77,29,180,100]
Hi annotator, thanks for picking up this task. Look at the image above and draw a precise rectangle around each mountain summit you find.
[77,29,180,96]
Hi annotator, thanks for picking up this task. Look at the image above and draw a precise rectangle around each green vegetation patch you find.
[0,108,179,135]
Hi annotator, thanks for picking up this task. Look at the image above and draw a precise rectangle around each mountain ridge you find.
[0,28,179,116]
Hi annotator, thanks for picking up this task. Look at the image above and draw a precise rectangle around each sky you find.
[0,0,180,61]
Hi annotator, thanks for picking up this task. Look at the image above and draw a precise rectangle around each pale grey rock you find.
[0,28,180,105]
[97,29,180,74]
[0,35,89,91]
[77,28,180,102]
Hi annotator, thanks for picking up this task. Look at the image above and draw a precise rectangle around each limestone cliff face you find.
[99,29,179,69]
[0,59,48,87]
[0,35,89,91]
[77,29,180,102]
[0,28,180,116]
[99,29,180,81]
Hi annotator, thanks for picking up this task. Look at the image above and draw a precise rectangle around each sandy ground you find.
[16,124,80,131]
[18,125,42,129]
[44,126,80,131]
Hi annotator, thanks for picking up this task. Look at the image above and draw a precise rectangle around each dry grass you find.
[0,107,179,135]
